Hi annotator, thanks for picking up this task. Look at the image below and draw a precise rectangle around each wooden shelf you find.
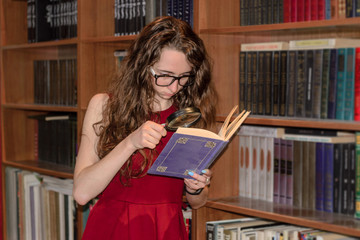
[3,103,78,112]
[216,115,360,131]
[200,17,360,35]
[3,160,74,179]
[206,196,360,237]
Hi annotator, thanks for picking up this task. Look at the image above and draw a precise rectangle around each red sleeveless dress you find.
[82,105,188,240]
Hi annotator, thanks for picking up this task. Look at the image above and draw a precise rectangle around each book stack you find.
[33,58,77,107]
[27,0,78,43]
[239,38,360,121]
[30,113,77,168]
[240,0,358,26]
[206,217,357,240]
[5,167,76,240]
[114,0,193,36]
[238,125,358,217]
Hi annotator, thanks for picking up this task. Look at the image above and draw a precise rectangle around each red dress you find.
[82,105,188,240]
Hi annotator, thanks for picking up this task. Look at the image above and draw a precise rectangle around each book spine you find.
[272,51,281,116]
[266,137,275,202]
[238,125,284,138]
[318,0,326,19]
[345,0,354,17]
[344,48,355,120]
[290,0,297,22]
[324,143,334,212]
[325,0,332,19]
[331,0,339,18]
[295,50,306,117]
[308,142,317,210]
[286,140,294,205]
[279,51,288,116]
[251,136,260,199]
[341,143,349,214]
[265,51,273,115]
[246,52,255,111]
[356,0,360,16]
[348,142,356,215]
[257,51,265,115]
[251,52,259,114]
[339,0,347,18]
[327,49,338,119]
[301,141,310,209]
[311,0,319,20]
[312,49,323,118]
[315,142,325,211]
[355,133,360,219]
[286,50,297,117]
[279,139,287,204]
[320,49,331,119]
[239,52,247,111]
[258,137,267,201]
[239,136,247,197]
[304,0,311,21]
[305,49,314,118]
[293,141,303,208]
[335,48,347,120]
[354,47,360,121]
[297,0,305,21]
[245,135,253,198]
[273,138,281,203]
[283,0,291,23]
[333,143,343,213]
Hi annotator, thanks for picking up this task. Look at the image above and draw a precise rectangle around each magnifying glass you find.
[163,107,202,131]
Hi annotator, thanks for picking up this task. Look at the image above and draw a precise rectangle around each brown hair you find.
[95,16,217,181]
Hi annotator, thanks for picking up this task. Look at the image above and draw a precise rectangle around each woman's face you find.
[151,48,192,110]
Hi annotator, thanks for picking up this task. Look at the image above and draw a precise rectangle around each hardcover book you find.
[147,106,250,179]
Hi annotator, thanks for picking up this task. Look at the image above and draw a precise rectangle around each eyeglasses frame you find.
[149,67,195,87]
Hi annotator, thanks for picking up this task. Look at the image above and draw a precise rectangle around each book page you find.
[176,127,223,140]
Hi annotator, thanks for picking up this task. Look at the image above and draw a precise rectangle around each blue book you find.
[316,142,325,211]
[147,106,250,179]
[344,48,355,120]
[324,143,335,212]
[335,48,347,120]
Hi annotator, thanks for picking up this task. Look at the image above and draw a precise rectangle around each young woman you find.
[73,16,217,239]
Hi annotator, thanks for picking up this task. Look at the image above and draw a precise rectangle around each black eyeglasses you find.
[149,67,195,87]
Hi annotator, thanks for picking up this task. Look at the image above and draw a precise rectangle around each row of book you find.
[30,113,77,168]
[5,167,76,240]
[114,0,193,36]
[240,0,359,26]
[34,59,77,106]
[239,38,360,121]
[206,217,357,240]
[238,126,359,217]
[27,0,77,43]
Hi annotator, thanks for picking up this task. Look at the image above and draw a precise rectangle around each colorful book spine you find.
[344,48,355,120]
[354,47,360,121]
[293,141,303,208]
[324,143,335,212]
[354,132,360,219]
[320,49,331,119]
[335,48,347,120]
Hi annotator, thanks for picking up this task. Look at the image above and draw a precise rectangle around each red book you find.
[354,47,360,121]
[311,0,319,20]
[283,0,292,22]
[297,0,305,21]
[304,0,312,21]
[318,0,326,19]
[291,0,298,22]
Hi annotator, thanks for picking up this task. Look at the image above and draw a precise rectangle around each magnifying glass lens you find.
[165,107,201,131]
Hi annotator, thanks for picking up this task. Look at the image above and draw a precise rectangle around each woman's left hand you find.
[184,169,212,193]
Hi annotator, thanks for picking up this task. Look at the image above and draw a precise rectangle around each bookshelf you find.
[193,0,360,239]
[1,0,360,239]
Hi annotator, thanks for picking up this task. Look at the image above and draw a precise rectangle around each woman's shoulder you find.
[88,93,109,108]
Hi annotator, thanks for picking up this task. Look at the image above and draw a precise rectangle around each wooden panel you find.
[1,0,27,45]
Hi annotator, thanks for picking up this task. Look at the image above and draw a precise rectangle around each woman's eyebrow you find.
[157,68,192,75]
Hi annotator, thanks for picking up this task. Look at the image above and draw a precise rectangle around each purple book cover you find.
[315,142,325,211]
[147,133,228,179]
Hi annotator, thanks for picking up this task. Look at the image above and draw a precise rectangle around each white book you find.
[251,136,260,200]
[258,137,267,201]
[289,38,360,50]
[239,135,247,197]
[241,41,289,52]
[265,137,274,202]
[244,135,253,198]
[238,126,285,138]
[282,131,355,143]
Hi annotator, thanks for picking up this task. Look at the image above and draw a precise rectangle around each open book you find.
[147,106,251,179]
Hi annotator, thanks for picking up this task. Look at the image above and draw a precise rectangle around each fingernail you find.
[201,170,207,174]
[188,171,194,176]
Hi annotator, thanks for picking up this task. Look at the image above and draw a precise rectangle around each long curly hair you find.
[95,16,218,181]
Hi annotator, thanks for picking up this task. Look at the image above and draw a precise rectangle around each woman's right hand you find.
[128,121,167,150]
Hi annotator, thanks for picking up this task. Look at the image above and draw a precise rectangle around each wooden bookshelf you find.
[1,0,360,239]
[194,0,360,239]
